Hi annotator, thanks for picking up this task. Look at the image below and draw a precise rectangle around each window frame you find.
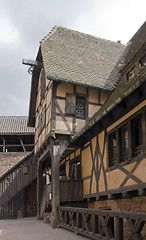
[75,95,86,119]
[107,107,145,169]
[65,93,87,119]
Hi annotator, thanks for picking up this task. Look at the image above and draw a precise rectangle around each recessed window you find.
[132,114,142,157]
[119,124,129,162]
[76,96,85,118]
[65,94,86,118]
[108,131,117,167]
[108,110,145,169]
[69,157,81,179]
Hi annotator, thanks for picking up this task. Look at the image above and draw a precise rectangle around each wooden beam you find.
[3,138,5,152]
[50,143,60,228]
[20,138,26,152]
[22,59,43,68]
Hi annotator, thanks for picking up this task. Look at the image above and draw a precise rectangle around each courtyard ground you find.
[0,217,88,240]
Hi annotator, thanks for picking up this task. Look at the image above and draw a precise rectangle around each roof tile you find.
[0,116,35,135]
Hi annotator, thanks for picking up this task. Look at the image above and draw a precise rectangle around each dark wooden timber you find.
[22,59,43,68]
[0,152,36,219]
[59,206,146,240]
[60,179,83,202]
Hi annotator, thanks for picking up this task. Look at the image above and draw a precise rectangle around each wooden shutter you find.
[65,93,76,115]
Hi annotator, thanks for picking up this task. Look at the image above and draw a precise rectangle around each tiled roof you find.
[40,26,125,91]
[0,116,35,135]
[71,22,146,143]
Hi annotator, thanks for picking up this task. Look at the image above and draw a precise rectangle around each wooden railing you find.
[59,206,146,240]
[0,152,36,219]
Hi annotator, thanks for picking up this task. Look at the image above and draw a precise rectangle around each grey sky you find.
[0,0,145,116]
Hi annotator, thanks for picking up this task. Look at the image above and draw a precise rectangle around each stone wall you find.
[88,196,146,239]
[0,152,28,177]
[88,196,146,212]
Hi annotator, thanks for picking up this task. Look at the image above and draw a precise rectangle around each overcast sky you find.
[0,0,145,116]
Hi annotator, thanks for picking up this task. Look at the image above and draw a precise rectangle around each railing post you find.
[115,217,123,240]
[92,213,98,234]
[50,143,60,228]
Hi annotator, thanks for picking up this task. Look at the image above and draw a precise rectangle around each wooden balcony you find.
[47,179,83,203]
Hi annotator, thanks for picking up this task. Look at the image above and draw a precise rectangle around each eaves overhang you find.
[71,69,146,144]
[46,75,111,92]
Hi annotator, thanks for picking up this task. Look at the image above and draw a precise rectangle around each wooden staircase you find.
[0,151,37,219]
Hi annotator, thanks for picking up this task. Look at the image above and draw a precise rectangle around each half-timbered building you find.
[24,25,125,227]
[24,22,146,239]
[58,22,146,239]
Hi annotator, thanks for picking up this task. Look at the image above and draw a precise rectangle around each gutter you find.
[46,75,111,92]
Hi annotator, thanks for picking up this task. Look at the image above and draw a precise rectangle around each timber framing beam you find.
[22,59,43,68]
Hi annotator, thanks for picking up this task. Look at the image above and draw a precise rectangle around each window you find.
[69,156,81,179]
[119,124,129,162]
[132,114,142,157]
[76,96,85,118]
[108,110,145,168]
[65,94,86,118]
[108,131,117,167]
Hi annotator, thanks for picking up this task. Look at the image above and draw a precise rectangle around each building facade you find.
[25,23,146,238]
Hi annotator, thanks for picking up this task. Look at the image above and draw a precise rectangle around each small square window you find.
[75,96,85,118]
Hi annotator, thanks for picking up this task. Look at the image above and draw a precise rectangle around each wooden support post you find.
[115,217,123,240]
[37,161,43,219]
[3,138,5,152]
[50,143,60,228]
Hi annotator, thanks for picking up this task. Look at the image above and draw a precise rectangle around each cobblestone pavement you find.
[0,217,89,240]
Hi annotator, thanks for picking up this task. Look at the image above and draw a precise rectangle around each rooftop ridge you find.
[40,25,59,44]
[40,25,125,46]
